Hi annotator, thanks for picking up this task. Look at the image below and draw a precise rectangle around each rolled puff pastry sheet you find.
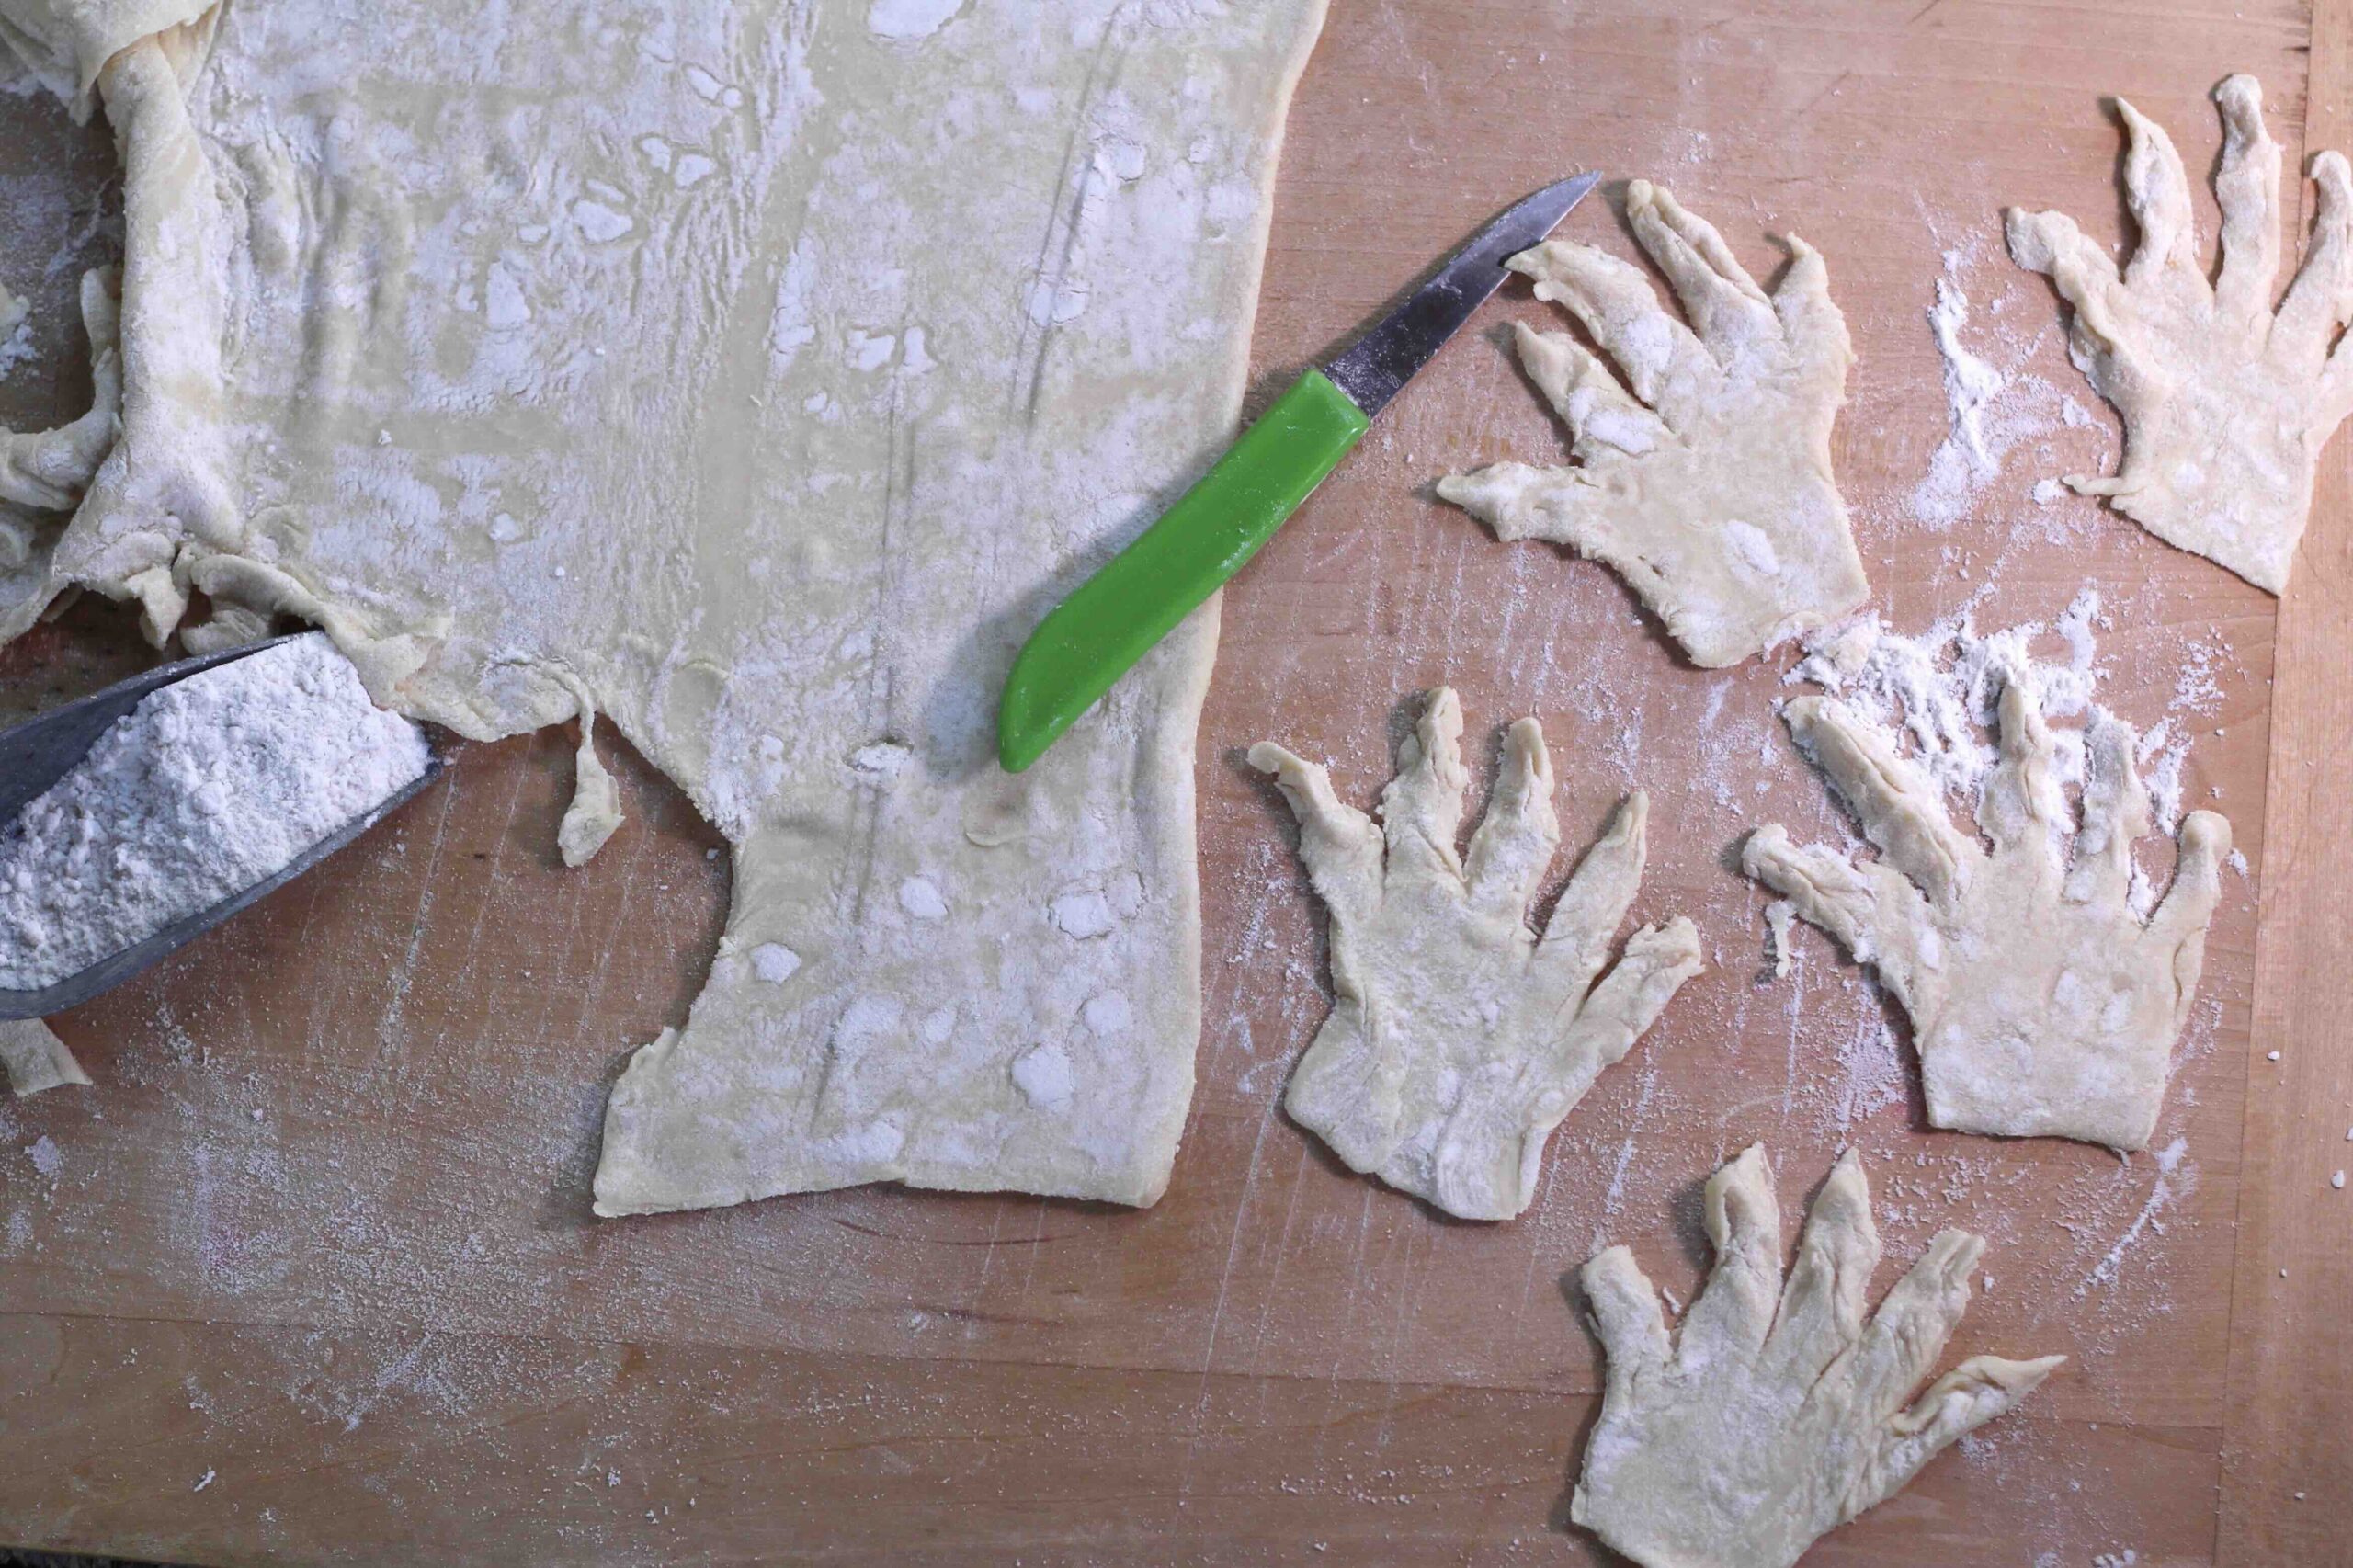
[0,0,1330,1211]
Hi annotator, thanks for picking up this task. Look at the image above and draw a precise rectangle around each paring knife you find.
[995,172,1602,773]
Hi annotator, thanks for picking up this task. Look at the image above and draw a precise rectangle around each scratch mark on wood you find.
[1174,1096,1282,1498]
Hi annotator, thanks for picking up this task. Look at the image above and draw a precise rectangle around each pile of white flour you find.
[0,633,430,990]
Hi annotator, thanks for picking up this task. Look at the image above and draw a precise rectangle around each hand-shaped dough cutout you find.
[1573,1144,2063,1568]
[1745,677,2230,1150]
[1249,688,1702,1221]
[1438,181,1869,667]
[2008,75,2351,592]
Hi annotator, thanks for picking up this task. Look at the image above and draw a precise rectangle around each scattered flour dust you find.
[1784,591,2211,916]
[1786,587,2108,805]
[1915,275,2005,525]
[0,634,431,989]
[2075,1137,2192,1299]
[1909,239,2102,530]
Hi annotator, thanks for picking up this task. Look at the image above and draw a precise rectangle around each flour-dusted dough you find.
[1573,1144,2062,1568]
[1745,676,2230,1151]
[1249,688,1702,1221]
[2008,75,2353,592]
[0,0,1329,1209]
[0,269,117,514]
[0,0,212,111]
[2,267,119,640]
[1438,182,1869,667]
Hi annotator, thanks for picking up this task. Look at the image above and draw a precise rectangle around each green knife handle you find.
[997,369,1370,772]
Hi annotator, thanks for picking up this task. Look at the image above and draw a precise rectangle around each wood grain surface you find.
[0,1,2347,1562]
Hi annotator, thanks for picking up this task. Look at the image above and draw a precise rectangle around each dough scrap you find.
[1573,1143,2062,1568]
[1745,675,2230,1150]
[2008,75,2353,592]
[0,1017,87,1096]
[1249,688,1702,1221]
[2,0,1328,1209]
[1438,181,1869,666]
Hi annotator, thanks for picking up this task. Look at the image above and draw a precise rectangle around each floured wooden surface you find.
[0,1,2343,1563]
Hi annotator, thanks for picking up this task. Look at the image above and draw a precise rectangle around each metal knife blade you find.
[995,172,1603,773]
[1323,170,1601,419]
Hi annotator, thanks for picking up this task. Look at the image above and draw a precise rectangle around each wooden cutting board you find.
[1,1,2347,1562]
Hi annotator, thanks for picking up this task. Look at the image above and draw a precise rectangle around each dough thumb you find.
[2005,208,2133,351]
[1847,1353,2065,1518]
[1742,825,1876,959]
[1436,461,1605,549]
[1552,917,1703,1084]
[1247,740,1383,920]
[1581,1244,1670,1378]
[2147,809,2230,945]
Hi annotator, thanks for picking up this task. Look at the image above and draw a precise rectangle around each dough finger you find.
[2144,810,2230,972]
[1378,687,1470,885]
[1463,716,1563,925]
[1758,1148,1880,1389]
[2005,209,2136,355]
[2270,151,2353,375]
[1581,1244,1671,1384]
[1629,180,1770,300]
[2063,711,2153,908]
[1534,792,1650,998]
[1509,239,1717,424]
[2305,174,2353,433]
[1545,917,1702,1089]
[2117,98,2204,291]
[1769,233,1851,371]
[1673,1143,1784,1376]
[2212,74,2284,326]
[1783,696,1976,910]
[1850,1354,2067,1516]
[1977,675,2063,853]
[1511,324,1670,464]
[1247,741,1385,923]
[1624,179,1775,357]
[1839,1228,1984,1425]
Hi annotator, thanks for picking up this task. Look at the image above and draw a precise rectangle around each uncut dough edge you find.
[0,0,1331,1212]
